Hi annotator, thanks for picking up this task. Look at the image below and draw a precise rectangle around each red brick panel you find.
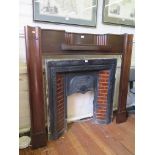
[56,73,65,132]
[96,70,110,120]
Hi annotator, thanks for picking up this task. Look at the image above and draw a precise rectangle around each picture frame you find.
[103,0,135,27]
[33,0,98,27]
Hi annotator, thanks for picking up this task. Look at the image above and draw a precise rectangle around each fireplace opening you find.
[66,71,96,124]
[45,59,117,140]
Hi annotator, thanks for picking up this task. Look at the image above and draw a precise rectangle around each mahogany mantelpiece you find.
[24,25,133,148]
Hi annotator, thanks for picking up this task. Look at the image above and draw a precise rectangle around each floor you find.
[19,114,135,155]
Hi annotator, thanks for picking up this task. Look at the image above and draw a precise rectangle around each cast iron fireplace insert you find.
[45,59,117,140]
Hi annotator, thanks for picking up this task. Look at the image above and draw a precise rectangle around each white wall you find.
[19,0,135,64]
[19,0,135,132]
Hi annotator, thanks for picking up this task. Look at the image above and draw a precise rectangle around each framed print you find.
[33,0,98,27]
[103,0,135,27]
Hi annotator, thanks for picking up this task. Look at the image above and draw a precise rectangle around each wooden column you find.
[24,26,47,148]
[116,34,133,123]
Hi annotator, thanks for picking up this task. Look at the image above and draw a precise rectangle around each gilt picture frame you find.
[33,0,98,27]
[103,0,135,27]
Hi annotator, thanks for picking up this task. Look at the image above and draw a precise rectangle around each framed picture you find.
[33,0,98,27]
[103,0,135,27]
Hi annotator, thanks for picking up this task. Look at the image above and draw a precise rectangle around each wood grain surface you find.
[19,114,135,155]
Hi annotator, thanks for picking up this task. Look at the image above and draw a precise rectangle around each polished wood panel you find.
[61,43,112,51]
[19,114,135,155]
[62,32,124,53]
[41,29,65,53]
[116,34,133,123]
[24,26,47,148]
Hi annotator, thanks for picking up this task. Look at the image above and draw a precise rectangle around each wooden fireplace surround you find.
[24,26,133,148]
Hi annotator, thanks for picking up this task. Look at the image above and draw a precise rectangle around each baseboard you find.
[127,106,135,114]
[19,130,30,137]
[19,127,30,134]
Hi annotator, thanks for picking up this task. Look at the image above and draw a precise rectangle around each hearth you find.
[45,59,117,139]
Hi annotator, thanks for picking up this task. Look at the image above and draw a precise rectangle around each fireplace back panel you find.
[46,59,116,140]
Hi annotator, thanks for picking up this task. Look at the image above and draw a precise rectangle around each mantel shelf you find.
[61,43,112,51]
